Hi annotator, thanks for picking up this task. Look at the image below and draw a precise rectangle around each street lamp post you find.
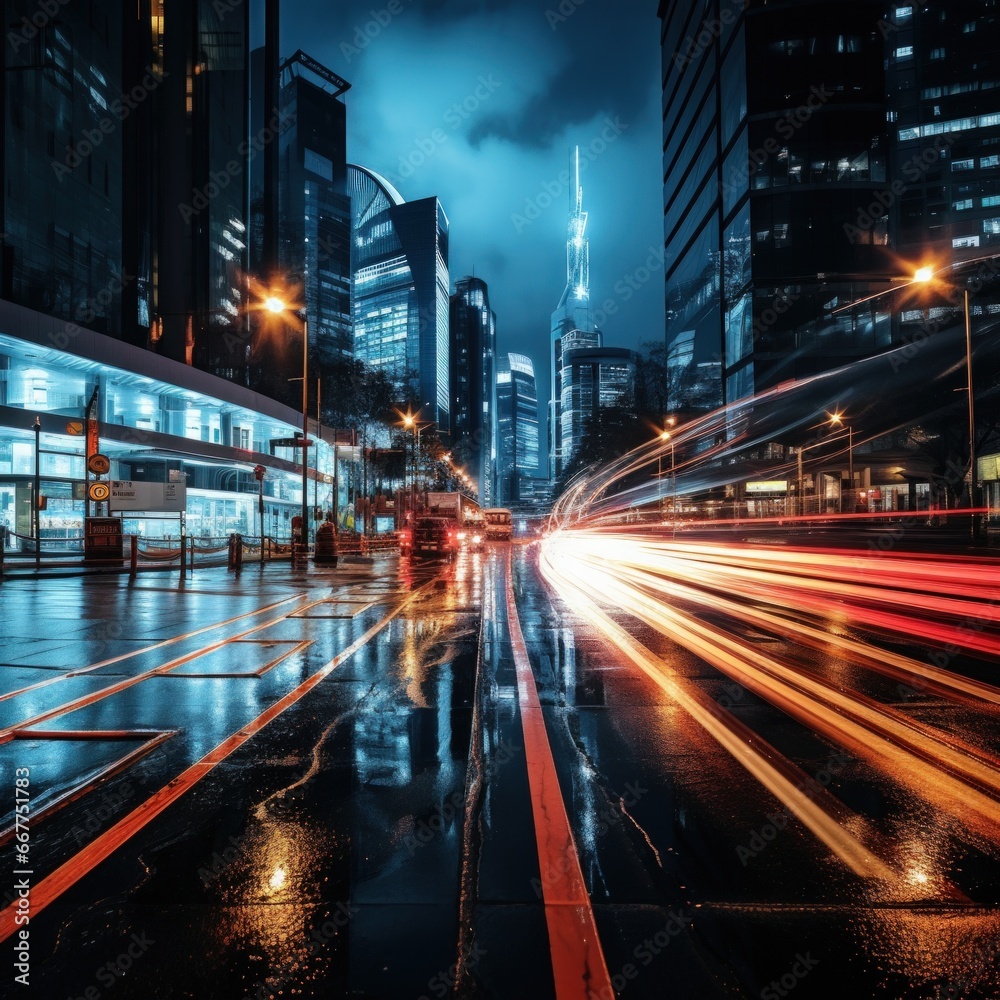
[828,413,853,511]
[401,411,432,516]
[834,256,997,538]
[796,424,853,515]
[266,297,309,561]
[32,415,41,568]
[964,288,977,533]
[913,271,977,536]
[657,418,677,526]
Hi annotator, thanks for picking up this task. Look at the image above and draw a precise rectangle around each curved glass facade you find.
[348,165,450,430]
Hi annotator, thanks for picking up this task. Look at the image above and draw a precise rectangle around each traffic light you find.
[253,465,266,482]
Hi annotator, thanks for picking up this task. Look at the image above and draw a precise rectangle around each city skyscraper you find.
[886,3,1000,266]
[658,1,895,406]
[144,0,251,372]
[496,353,540,505]
[2,0,252,371]
[550,146,598,479]
[558,335,636,473]
[450,277,496,506]
[349,165,450,430]
[2,0,125,339]
[276,51,352,366]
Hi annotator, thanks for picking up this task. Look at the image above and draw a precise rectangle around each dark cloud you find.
[467,6,657,149]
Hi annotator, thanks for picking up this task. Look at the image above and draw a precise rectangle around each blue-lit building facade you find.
[658,0,896,406]
[450,277,496,506]
[559,337,637,471]
[496,353,540,505]
[349,165,451,430]
[0,303,338,544]
[0,0,343,546]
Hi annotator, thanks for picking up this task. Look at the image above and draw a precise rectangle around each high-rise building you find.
[348,165,450,430]
[496,353,540,504]
[550,146,599,479]
[450,277,496,505]
[886,3,1000,265]
[2,1,125,337]
[143,0,251,371]
[276,52,352,367]
[1,0,252,370]
[0,1,338,545]
[559,337,636,471]
[658,1,894,406]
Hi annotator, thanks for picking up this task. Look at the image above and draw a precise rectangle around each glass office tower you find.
[496,353,540,505]
[349,164,450,430]
[2,0,124,338]
[658,0,894,405]
[450,277,496,505]
[277,51,352,366]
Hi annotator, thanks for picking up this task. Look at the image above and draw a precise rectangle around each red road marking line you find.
[0,582,433,942]
[0,592,308,704]
[0,596,343,741]
[504,553,613,1000]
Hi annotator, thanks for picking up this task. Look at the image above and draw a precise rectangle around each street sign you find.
[110,480,187,512]
[270,438,313,448]
[88,453,111,475]
[66,420,85,436]
[89,482,111,502]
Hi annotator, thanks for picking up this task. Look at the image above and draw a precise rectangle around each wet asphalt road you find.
[0,545,998,999]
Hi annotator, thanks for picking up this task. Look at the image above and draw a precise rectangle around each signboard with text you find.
[110,481,187,512]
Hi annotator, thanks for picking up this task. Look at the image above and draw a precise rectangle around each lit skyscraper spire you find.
[550,145,599,480]
[567,146,590,301]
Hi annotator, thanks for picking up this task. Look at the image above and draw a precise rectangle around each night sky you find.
[255,1,664,412]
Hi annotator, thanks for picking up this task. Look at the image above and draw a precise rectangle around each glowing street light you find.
[265,295,310,559]
[914,264,978,535]
[828,411,854,507]
[831,254,999,537]
[656,417,678,529]
[397,407,432,516]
